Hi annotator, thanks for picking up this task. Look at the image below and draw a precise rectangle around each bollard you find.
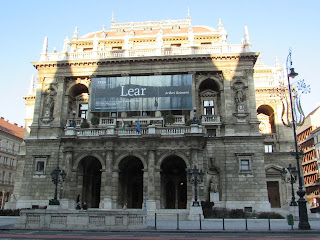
[177,213,179,230]
[222,218,225,230]
[268,218,271,230]
[245,217,248,230]
[155,213,157,230]
[199,214,202,230]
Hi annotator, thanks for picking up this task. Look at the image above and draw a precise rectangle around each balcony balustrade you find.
[65,124,203,137]
[201,115,221,125]
[41,44,246,62]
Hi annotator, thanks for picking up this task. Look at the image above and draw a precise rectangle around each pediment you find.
[265,165,282,176]
[200,89,218,97]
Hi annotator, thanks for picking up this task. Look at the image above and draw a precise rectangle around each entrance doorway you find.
[79,156,102,208]
[118,156,143,209]
[161,156,187,209]
[267,181,281,208]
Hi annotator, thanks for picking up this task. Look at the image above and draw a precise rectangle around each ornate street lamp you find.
[49,166,67,205]
[281,164,298,206]
[187,165,204,206]
[71,110,76,128]
[285,49,310,230]
[191,107,200,125]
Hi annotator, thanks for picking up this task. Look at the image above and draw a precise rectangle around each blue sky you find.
[0,0,319,126]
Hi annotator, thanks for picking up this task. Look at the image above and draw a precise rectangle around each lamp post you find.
[187,165,204,206]
[49,166,67,205]
[71,110,76,128]
[191,107,200,125]
[281,164,298,206]
[286,50,310,230]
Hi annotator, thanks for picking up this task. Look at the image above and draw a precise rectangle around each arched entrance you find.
[78,156,102,208]
[118,156,144,209]
[161,155,187,209]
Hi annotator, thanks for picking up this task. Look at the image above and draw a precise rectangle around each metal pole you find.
[155,213,157,230]
[286,51,310,230]
[268,218,271,230]
[222,217,225,230]
[194,177,198,205]
[245,217,248,230]
[290,174,297,206]
[177,213,179,230]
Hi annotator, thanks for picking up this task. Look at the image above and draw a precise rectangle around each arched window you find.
[257,105,275,134]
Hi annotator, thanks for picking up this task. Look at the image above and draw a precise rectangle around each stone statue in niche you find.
[45,88,56,118]
[235,88,244,103]
[234,81,246,113]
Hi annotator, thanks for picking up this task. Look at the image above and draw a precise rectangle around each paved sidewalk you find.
[1,216,320,232]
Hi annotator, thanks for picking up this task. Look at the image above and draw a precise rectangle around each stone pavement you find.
[0,216,320,232]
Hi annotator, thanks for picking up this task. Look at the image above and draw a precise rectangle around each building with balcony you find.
[297,106,320,212]
[12,16,298,216]
[0,117,24,209]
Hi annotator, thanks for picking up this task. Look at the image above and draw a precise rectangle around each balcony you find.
[40,44,247,62]
[65,124,203,137]
[201,115,221,125]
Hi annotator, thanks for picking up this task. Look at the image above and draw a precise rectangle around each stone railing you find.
[67,118,83,127]
[201,115,221,125]
[41,44,247,62]
[15,209,147,230]
[65,124,203,137]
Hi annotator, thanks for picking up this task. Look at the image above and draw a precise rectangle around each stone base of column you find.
[99,197,113,209]
[146,200,157,211]
[47,205,62,210]
[60,198,76,209]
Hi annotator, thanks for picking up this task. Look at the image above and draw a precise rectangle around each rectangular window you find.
[265,144,273,153]
[236,153,253,175]
[204,100,214,115]
[207,129,216,137]
[79,103,88,119]
[240,159,250,171]
[34,157,47,174]
[36,161,45,172]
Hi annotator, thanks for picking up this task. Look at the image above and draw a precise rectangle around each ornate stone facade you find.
[14,17,297,216]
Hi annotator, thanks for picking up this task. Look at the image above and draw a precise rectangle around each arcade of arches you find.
[76,154,189,210]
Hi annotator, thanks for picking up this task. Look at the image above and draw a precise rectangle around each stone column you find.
[60,148,76,209]
[146,150,156,211]
[111,170,119,209]
[100,150,114,209]
[51,77,65,128]
[155,168,161,209]
[29,77,45,137]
